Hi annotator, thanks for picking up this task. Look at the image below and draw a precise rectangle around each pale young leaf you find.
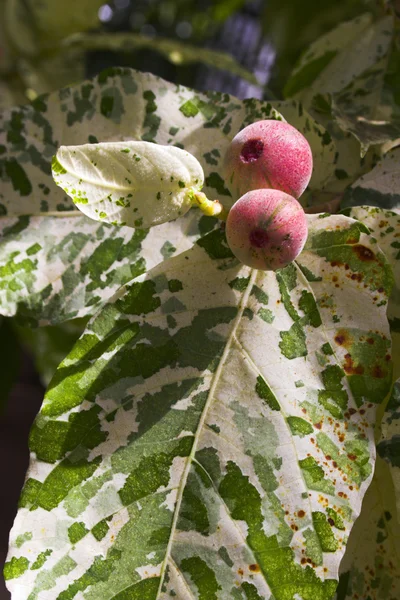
[52,142,204,229]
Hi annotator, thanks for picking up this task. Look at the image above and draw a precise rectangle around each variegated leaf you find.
[342,151,400,212]
[284,14,393,106]
[0,67,335,324]
[343,206,400,370]
[331,58,400,157]
[0,213,205,325]
[52,142,204,228]
[6,214,393,599]
[335,455,400,600]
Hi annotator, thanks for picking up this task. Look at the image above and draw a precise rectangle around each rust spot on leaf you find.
[353,245,375,262]
[298,510,306,518]
[343,353,364,375]
[249,564,260,573]
[334,330,351,347]
[347,454,357,461]
[372,365,386,378]
[349,272,363,282]
[328,518,335,526]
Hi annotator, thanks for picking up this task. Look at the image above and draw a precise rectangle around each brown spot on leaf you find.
[334,329,351,347]
[348,454,357,461]
[238,568,244,576]
[249,564,260,573]
[315,422,322,429]
[353,245,375,262]
[350,272,363,282]
[328,518,335,526]
[298,510,306,518]
[343,353,364,375]
[372,365,386,378]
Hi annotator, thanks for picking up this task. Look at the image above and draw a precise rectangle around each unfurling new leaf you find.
[52,142,204,229]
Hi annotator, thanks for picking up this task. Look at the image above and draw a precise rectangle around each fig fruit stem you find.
[191,191,229,221]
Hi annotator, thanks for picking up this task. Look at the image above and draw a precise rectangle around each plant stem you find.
[191,191,229,221]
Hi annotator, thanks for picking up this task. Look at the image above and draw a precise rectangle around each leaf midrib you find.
[155,269,258,598]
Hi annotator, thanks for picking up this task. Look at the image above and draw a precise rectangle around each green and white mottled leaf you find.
[378,380,400,511]
[0,212,205,325]
[62,32,258,84]
[0,67,336,324]
[342,149,400,211]
[335,455,400,600]
[6,214,393,599]
[331,58,400,156]
[53,142,204,228]
[344,206,400,347]
[284,14,393,105]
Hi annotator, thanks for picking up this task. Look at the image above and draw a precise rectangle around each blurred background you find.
[0,0,379,597]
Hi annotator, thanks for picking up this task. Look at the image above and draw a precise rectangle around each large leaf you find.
[284,14,393,104]
[331,56,400,156]
[344,206,400,363]
[342,149,400,211]
[335,455,400,600]
[0,67,336,324]
[5,214,393,598]
[0,213,205,325]
[52,142,205,228]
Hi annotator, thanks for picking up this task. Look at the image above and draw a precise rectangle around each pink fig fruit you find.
[226,189,308,270]
[223,120,313,200]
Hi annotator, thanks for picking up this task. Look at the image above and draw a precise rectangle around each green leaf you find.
[62,32,258,84]
[342,151,400,211]
[52,141,204,228]
[25,0,104,43]
[6,214,393,598]
[4,0,39,56]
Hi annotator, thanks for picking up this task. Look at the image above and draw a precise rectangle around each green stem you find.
[191,191,229,221]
